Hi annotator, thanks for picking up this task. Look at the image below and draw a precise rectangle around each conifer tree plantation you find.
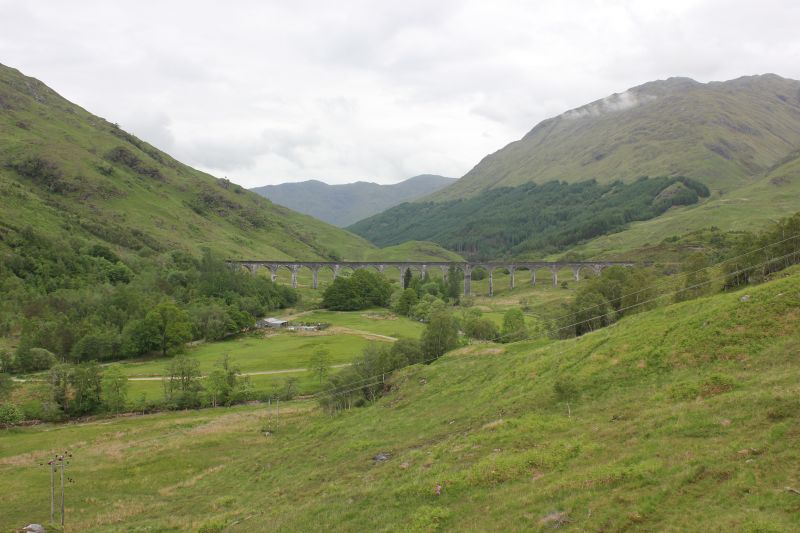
[3,2,800,531]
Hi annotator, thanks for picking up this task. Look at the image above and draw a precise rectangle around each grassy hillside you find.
[3,268,798,531]
[2,63,466,374]
[560,152,800,259]
[355,75,800,259]
[252,175,456,227]
[363,241,465,262]
[431,75,800,201]
[0,63,372,262]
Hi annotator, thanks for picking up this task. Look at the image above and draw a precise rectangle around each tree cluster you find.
[321,269,392,310]
[319,306,462,413]
[0,352,265,423]
[0,228,297,372]
[721,212,800,289]
[318,338,424,413]
[560,266,657,337]
[349,176,710,259]
[392,267,462,321]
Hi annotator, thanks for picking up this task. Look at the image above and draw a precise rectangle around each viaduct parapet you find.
[227,260,634,296]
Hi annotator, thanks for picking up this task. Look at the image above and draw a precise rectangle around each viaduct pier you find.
[228,260,634,296]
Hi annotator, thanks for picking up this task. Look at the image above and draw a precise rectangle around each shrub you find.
[106,146,165,181]
[88,244,120,262]
[0,403,23,425]
[500,308,527,343]
[464,317,499,341]
[106,262,134,284]
[15,347,56,372]
[700,374,736,397]
[8,155,69,192]
[553,376,580,402]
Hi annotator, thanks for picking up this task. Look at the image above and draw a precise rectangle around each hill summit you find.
[430,74,800,201]
[0,63,372,262]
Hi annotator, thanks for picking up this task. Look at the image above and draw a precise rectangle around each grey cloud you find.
[123,111,176,151]
[1,0,800,187]
[182,138,267,171]
[561,91,656,120]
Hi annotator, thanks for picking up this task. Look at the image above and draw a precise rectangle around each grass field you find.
[3,267,798,531]
[119,274,570,401]
[11,309,427,408]
[118,333,380,378]
[116,309,426,399]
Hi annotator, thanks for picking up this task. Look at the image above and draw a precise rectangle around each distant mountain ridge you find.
[355,74,800,258]
[251,174,455,226]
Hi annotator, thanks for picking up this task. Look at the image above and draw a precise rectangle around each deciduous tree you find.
[500,308,527,343]
[309,348,332,384]
[422,308,459,359]
[145,301,192,356]
[102,366,129,413]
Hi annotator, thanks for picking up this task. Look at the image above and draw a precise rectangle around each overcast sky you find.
[2,0,799,187]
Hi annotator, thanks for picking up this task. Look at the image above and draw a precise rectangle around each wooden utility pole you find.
[50,460,55,524]
[60,456,65,526]
[45,452,71,527]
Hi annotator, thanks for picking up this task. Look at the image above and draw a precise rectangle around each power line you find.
[494,247,800,343]
[541,230,800,327]
[258,233,800,402]
[313,247,800,403]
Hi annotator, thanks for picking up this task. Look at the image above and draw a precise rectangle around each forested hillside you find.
[562,149,800,259]
[350,176,709,259]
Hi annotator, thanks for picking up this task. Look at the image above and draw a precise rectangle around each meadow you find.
[3,267,798,531]
[113,270,574,404]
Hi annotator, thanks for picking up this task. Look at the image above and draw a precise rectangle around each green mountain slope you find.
[565,151,800,259]
[0,63,372,262]
[349,176,710,259]
[355,74,800,259]
[430,74,800,201]
[251,174,456,227]
[362,240,465,262]
[3,267,799,530]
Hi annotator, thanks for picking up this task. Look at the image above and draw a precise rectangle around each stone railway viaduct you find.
[228,260,634,296]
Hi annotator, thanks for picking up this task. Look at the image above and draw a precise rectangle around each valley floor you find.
[2,270,799,531]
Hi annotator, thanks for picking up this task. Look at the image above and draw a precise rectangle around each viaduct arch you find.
[227,260,634,296]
